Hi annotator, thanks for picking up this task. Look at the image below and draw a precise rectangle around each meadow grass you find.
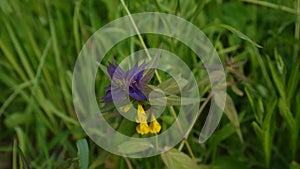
[0,0,299,168]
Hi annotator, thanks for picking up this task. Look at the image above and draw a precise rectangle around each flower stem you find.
[178,93,212,150]
[120,0,191,153]
[120,0,162,83]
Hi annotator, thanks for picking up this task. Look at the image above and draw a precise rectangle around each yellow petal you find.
[149,115,161,134]
[136,123,150,135]
[136,103,147,123]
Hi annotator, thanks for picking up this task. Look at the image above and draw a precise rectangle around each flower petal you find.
[149,114,161,134]
[101,91,112,102]
[136,63,145,83]
[126,63,139,81]
[101,87,126,103]
[107,63,117,78]
[129,85,147,101]
[136,123,150,135]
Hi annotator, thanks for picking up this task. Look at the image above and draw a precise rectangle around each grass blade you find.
[77,139,89,169]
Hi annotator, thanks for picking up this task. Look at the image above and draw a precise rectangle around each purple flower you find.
[101,60,155,103]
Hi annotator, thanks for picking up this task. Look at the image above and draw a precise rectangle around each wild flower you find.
[101,59,161,135]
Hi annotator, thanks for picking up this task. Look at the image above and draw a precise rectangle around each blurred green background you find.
[0,0,299,168]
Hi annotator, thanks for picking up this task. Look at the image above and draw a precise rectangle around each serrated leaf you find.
[161,149,199,169]
[77,139,89,169]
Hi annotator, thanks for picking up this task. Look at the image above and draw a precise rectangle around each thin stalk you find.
[294,0,300,61]
[185,140,196,160]
[120,0,162,83]
[241,0,299,15]
[0,81,33,117]
[13,139,17,169]
[120,0,192,151]
[178,93,212,150]
[124,157,133,169]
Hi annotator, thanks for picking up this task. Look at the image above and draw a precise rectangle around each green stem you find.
[120,0,162,83]
[241,0,299,15]
[120,0,193,151]
[124,157,133,169]
[178,93,212,150]
[294,0,300,61]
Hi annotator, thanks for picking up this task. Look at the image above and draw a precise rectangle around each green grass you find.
[0,0,299,168]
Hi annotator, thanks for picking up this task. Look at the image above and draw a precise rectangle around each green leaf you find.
[4,112,33,128]
[241,0,299,15]
[17,146,30,169]
[245,86,264,125]
[252,121,263,140]
[161,149,199,169]
[150,94,201,106]
[157,75,188,94]
[278,98,297,157]
[98,62,110,78]
[231,84,243,96]
[266,55,286,99]
[278,99,296,132]
[262,98,276,167]
[100,102,116,112]
[205,23,262,48]
[116,118,136,136]
[274,49,285,74]
[286,62,299,106]
[76,139,89,169]
[117,140,153,154]
[160,115,175,125]
[290,161,300,169]
[223,94,243,143]
[210,123,236,147]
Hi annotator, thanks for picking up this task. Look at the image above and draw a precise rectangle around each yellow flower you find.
[136,123,150,135]
[135,103,150,135]
[136,103,147,123]
[149,114,161,134]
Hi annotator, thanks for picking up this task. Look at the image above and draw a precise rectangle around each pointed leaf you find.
[118,140,153,154]
[77,139,89,169]
[223,94,243,143]
[161,149,199,169]
[158,75,188,94]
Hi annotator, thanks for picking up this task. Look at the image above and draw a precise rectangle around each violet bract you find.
[101,61,153,103]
